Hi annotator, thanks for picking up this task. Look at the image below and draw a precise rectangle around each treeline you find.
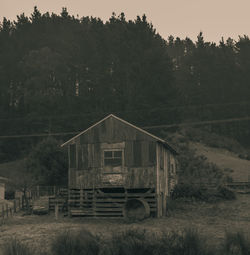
[0,7,250,161]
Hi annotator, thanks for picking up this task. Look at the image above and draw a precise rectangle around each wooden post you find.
[80,189,83,209]
[48,197,50,215]
[2,205,4,219]
[93,189,96,217]
[68,189,71,218]
[37,186,40,198]
[14,199,16,213]
[125,188,128,201]
[55,204,59,220]
[18,197,20,211]
[21,195,24,209]
[6,204,8,218]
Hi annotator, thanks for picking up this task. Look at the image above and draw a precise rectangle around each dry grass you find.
[191,142,250,182]
[0,194,250,253]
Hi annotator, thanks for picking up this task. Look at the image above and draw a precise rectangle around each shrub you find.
[171,183,208,201]
[165,197,184,215]
[105,228,212,255]
[174,228,212,255]
[221,231,250,255]
[51,229,99,255]
[105,228,158,255]
[171,183,236,203]
[155,228,212,255]
[2,238,32,255]
[216,186,236,200]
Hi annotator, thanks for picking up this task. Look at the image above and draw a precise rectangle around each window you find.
[104,150,123,167]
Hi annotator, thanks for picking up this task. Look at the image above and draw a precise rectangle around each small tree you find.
[26,137,67,186]
[9,159,38,212]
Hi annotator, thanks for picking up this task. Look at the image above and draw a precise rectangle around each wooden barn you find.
[61,114,178,218]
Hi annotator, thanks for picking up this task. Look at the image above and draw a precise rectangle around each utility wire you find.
[0,116,249,139]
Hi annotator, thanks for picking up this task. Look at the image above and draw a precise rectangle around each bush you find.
[216,186,236,200]
[171,183,209,201]
[168,228,212,255]
[51,229,99,255]
[171,183,236,202]
[104,228,212,255]
[105,228,158,255]
[2,238,32,255]
[165,197,185,215]
[221,231,250,255]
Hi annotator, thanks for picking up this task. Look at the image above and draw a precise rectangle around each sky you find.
[0,0,249,43]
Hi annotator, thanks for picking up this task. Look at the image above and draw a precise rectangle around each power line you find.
[0,116,250,139]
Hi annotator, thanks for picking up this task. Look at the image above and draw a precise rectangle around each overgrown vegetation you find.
[221,231,250,255]
[104,228,156,255]
[163,130,231,185]
[2,238,33,255]
[26,137,67,186]
[171,183,236,202]
[162,130,238,203]
[51,229,100,255]
[4,228,250,255]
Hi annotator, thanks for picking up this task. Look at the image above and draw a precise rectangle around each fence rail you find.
[30,186,67,198]
[0,198,21,221]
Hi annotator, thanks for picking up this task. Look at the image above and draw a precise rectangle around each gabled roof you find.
[61,114,177,154]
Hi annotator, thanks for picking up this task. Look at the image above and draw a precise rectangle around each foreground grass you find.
[2,238,33,255]
[2,228,250,255]
[1,194,250,254]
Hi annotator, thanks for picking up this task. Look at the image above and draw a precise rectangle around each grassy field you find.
[0,193,250,254]
[191,142,250,182]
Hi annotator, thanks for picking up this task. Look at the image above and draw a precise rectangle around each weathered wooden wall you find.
[68,116,157,189]
[156,143,177,217]
[74,167,156,189]
[0,182,5,200]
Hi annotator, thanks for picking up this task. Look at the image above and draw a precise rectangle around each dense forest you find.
[0,7,250,162]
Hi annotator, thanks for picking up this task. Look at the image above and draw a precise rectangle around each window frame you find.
[102,148,124,173]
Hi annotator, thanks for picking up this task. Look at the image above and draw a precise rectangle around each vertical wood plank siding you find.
[133,141,142,167]
[69,144,76,168]
[68,116,159,189]
[125,141,133,166]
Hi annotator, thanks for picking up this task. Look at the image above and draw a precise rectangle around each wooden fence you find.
[30,186,67,198]
[0,197,21,221]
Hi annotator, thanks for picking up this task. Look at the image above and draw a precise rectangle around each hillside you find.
[1,130,250,185]
[191,142,250,183]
